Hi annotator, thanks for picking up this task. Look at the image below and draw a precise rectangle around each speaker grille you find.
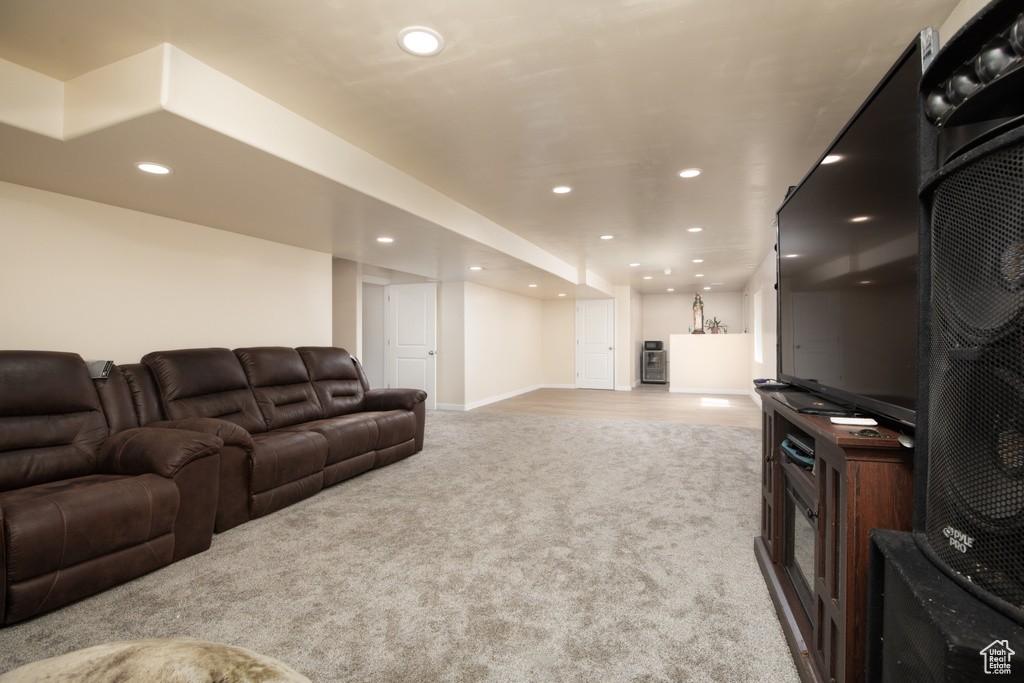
[926,138,1024,610]
[882,562,945,683]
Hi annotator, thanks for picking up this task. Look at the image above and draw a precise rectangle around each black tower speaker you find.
[920,1,1024,617]
[868,3,1024,681]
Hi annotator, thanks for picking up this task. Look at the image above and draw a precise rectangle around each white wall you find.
[743,247,779,405]
[0,181,332,363]
[462,282,544,409]
[542,297,576,387]
[630,287,643,386]
[614,286,643,390]
[361,282,386,389]
[332,258,361,355]
[437,281,466,408]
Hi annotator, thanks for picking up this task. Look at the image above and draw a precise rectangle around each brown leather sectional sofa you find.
[0,346,427,625]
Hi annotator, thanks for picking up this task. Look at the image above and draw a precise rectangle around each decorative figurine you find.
[692,293,705,334]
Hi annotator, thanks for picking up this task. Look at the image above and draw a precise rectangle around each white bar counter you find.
[669,333,752,393]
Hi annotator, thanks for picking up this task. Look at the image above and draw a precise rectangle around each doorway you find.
[576,299,615,390]
[385,283,437,410]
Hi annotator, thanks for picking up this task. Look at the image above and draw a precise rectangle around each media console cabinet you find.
[754,387,915,683]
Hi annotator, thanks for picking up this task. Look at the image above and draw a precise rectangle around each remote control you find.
[830,416,878,426]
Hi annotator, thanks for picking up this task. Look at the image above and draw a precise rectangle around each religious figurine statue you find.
[692,292,705,334]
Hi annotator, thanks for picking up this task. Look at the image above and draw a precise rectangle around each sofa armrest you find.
[148,417,255,533]
[98,427,222,478]
[149,417,255,452]
[363,388,428,412]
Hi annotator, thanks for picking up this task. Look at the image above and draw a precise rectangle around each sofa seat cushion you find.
[286,415,378,465]
[283,414,379,488]
[365,410,417,450]
[1,474,179,583]
[247,430,328,519]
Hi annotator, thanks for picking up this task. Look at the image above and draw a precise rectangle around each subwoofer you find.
[869,530,1024,682]
[918,0,1024,621]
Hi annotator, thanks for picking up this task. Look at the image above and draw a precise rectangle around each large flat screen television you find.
[776,38,923,428]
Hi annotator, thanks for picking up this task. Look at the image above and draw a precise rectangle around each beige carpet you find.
[0,411,798,682]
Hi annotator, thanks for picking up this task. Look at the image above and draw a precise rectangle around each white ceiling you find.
[0,0,960,297]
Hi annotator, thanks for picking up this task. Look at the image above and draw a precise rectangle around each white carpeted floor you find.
[0,411,798,682]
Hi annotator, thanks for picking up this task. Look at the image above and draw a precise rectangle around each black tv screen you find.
[776,39,921,427]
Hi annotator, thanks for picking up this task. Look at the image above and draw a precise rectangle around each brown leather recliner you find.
[0,351,223,625]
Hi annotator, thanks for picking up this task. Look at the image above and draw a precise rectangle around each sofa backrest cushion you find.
[0,351,107,492]
[119,363,165,427]
[143,348,267,434]
[296,347,365,418]
[92,365,141,434]
[234,347,324,429]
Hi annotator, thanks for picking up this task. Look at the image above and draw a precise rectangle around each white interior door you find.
[576,299,615,390]
[792,290,842,386]
[386,283,437,409]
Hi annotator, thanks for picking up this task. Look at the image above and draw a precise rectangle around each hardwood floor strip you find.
[472,385,761,428]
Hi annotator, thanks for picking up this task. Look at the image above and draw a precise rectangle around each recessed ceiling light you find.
[552,185,573,194]
[692,259,703,263]
[135,162,172,175]
[376,237,394,243]
[687,227,703,232]
[643,276,653,280]
[678,168,702,178]
[600,235,614,240]
[703,286,711,291]
[558,293,566,297]
[398,27,444,56]
[746,264,756,268]
[528,284,538,288]
[469,266,483,271]
[821,155,842,164]
[629,263,640,267]
[851,216,870,222]
[667,288,674,292]
[695,274,704,277]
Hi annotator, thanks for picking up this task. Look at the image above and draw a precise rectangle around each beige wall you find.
[542,297,576,387]
[332,258,361,355]
[743,247,779,404]
[0,181,332,363]
[437,281,466,408]
[463,282,544,408]
[643,291,743,373]
[614,286,643,389]
[631,288,643,386]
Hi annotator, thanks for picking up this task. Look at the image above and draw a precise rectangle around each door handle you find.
[608,346,613,350]
[428,350,436,355]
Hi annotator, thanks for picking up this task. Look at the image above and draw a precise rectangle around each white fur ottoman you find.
[0,637,311,682]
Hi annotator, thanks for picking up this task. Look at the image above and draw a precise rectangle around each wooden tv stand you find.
[754,388,914,683]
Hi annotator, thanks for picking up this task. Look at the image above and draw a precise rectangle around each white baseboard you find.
[436,385,546,412]
[668,387,752,395]
[437,383,650,411]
